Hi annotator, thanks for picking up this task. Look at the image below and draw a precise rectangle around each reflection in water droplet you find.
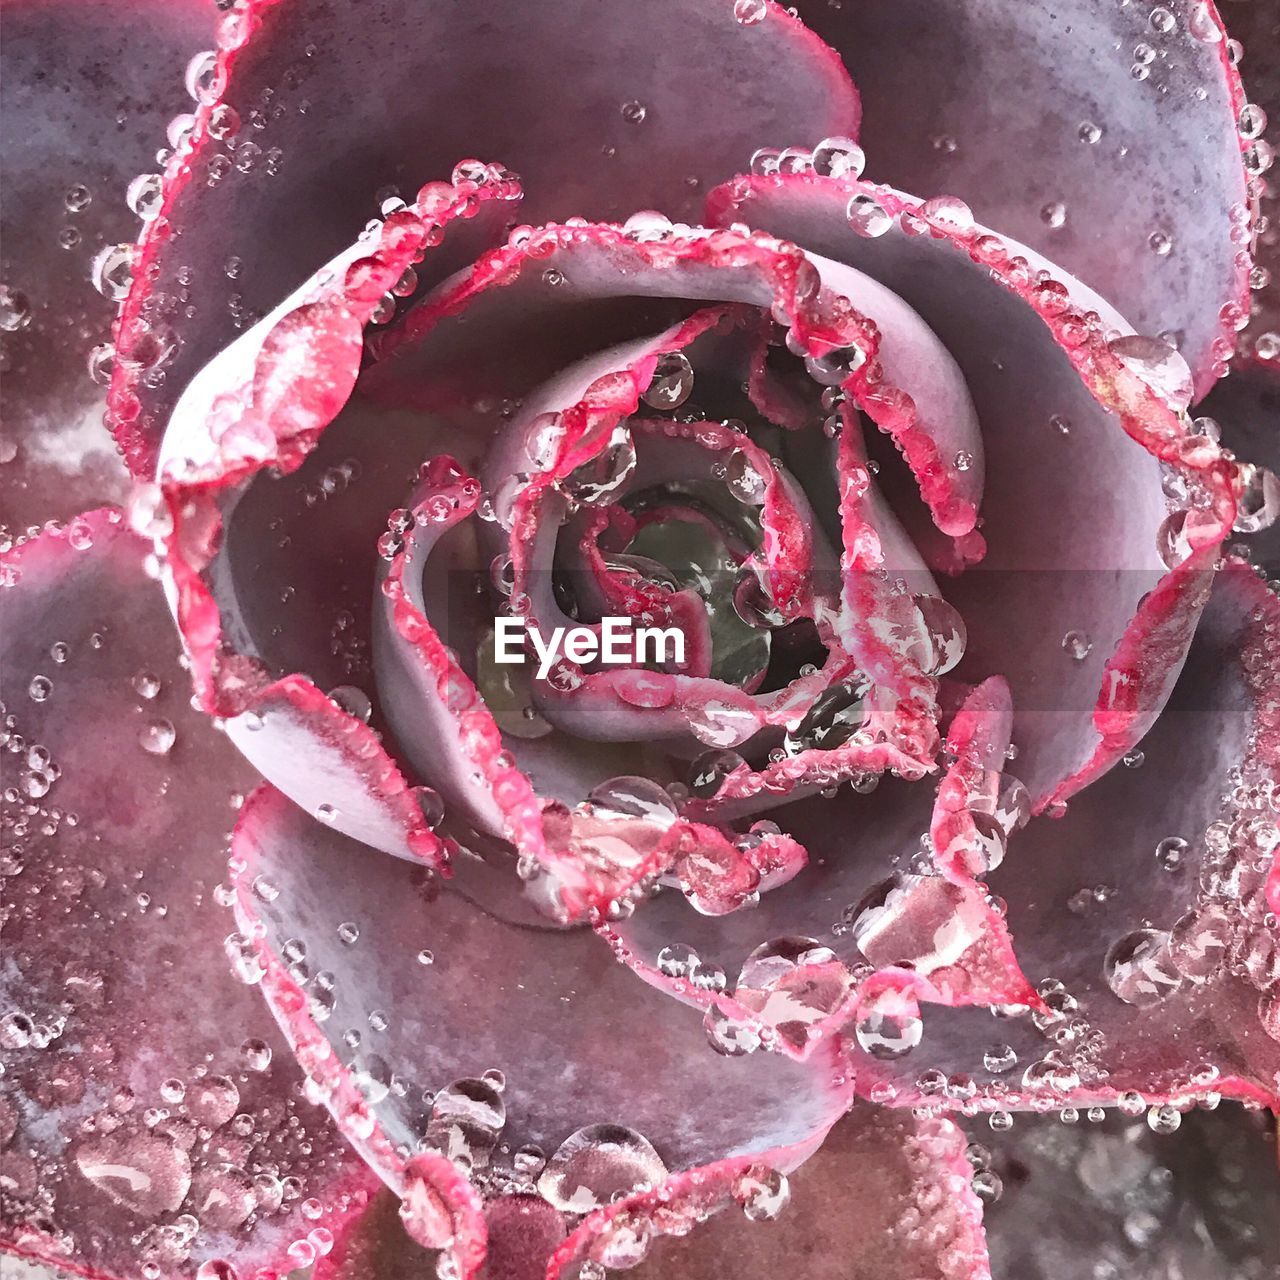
[425,1078,506,1170]
[1103,929,1181,1006]
[538,1124,667,1213]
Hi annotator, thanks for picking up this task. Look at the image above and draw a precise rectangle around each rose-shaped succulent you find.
[3,2,1280,1278]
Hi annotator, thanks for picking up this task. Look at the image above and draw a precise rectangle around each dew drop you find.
[734,1165,789,1221]
[64,183,92,212]
[1103,928,1181,1006]
[139,718,176,755]
[1154,835,1186,871]
[538,1124,667,1213]
[641,351,695,411]
[0,285,33,332]
[810,135,865,179]
[126,173,165,221]
[91,243,135,302]
[846,193,893,238]
[1061,630,1092,661]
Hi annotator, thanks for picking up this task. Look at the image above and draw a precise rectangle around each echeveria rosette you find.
[4,1,1280,1279]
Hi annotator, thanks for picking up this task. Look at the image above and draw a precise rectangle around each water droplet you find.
[854,988,922,1059]
[562,424,636,506]
[126,173,165,221]
[641,351,695,411]
[783,678,869,754]
[846,193,893,238]
[190,1162,257,1229]
[587,776,679,828]
[1103,928,1181,1006]
[538,1125,667,1213]
[327,684,372,722]
[1234,464,1279,533]
[1154,836,1186,871]
[921,195,974,234]
[132,670,162,699]
[983,1043,1017,1074]
[1040,201,1067,229]
[188,1074,240,1127]
[239,1038,272,1071]
[688,748,746,799]
[185,50,221,103]
[1168,904,1233,982]
[686,697,758,748]
[1061,630,1092,661]
[620,100,647,125]
[734,1165,789,1221]
[1146,1103,1181,1134]
[74,1130,192,1218]
[28,676,52,702]
[425,1078,506,1170]
[0,285,32,332]
[907,594,967,675]
[139,718,176,755]
[703,1004,762,1056]
[732,0,767,26]
[810,135,865,179]
[91,243,134,302]
[1107,334,1193,411]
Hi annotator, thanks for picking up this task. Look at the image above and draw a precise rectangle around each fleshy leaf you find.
[0,512,373,1280]
[789,0,1254,395]
[231,785,855,1193]
[549,1103,990,1280]
[0,0,213,526]
[848,563,1280,1112]
[107,0,859,473]
[712,173,1237,805]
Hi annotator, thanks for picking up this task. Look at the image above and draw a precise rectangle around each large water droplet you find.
[641,351,695,411]
[586,776,679,828]
[1107,335,1194,412]
[562,424,636,506]
[424,1078,506,1170]
[783,678,869,755]
[74,1130,192,1218]
[0,284,33,332]
[91,243,135,302]
[1103,929,1181,1005]
[846,194,893,238]
[906,595,966,675]
[854,989,922,1059]
[1234,464,1279,534]
[538,1124,667,1213]
[811,135,865,179]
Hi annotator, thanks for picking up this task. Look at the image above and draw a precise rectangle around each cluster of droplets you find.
[1096,595,1280,1049]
